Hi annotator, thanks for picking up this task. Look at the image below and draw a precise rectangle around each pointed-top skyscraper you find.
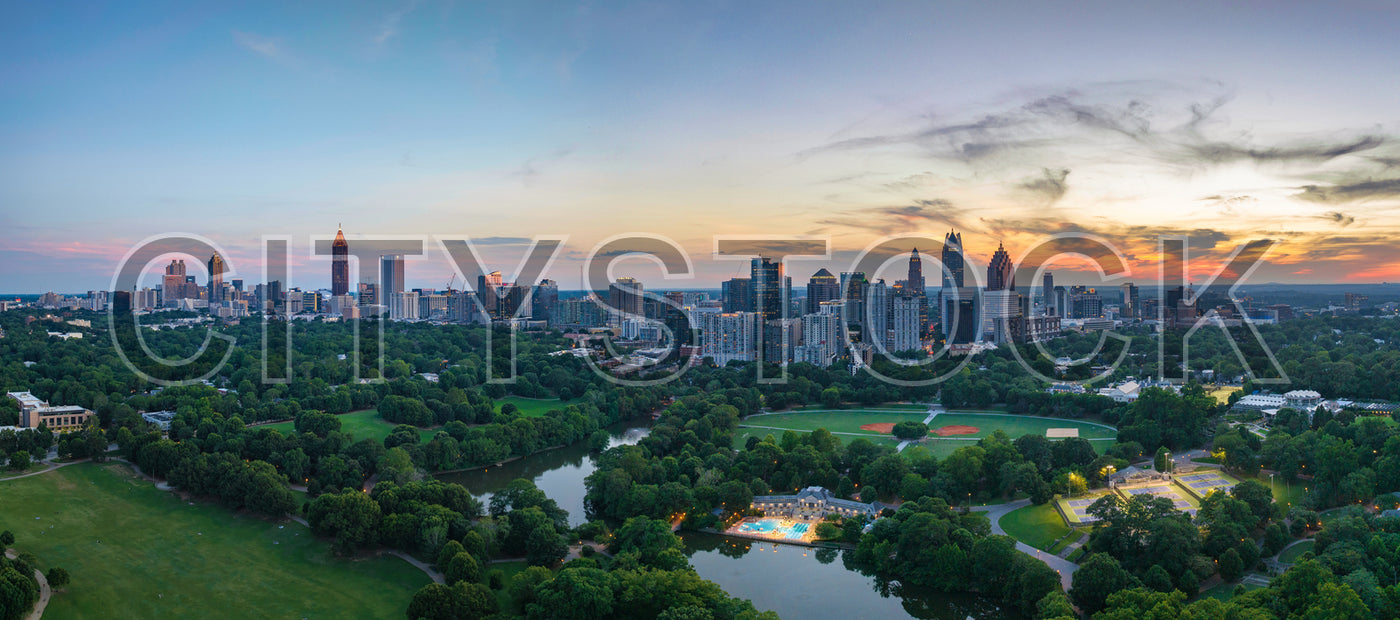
[940,230,964,289]
[988,242,1014,291]
[907,248,924,294]
[331,225,349,296]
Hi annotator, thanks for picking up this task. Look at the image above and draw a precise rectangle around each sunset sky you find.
[3,1,1400,293]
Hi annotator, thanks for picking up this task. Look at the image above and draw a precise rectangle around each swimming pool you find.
[733,518,812,540]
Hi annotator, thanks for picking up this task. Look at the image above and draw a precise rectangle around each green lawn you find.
[1278,540,1314,564]
[260,409,437,444]
[1048,530,1085,555]
[730,427,902,450]
[489,560,531,610]
[999,503,1072,550]
[0,462,428,619]
[742,409,934,435]
[496,396,578,417]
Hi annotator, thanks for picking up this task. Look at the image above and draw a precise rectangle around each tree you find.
[7,451,29,471]
[1071,553,1140,614]
[444,551,481,586]
[1218,547,1243,582]
[608,517,688,571]
[527,567,618,620]
[0,532,12,547]
[44,567,70,589]
[306,490,382,553]
[890,421,929,440]
[525,525,568,567]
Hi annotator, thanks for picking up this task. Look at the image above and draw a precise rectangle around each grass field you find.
[737,409,1117,459]
[496,396,578,417]
[0,462,428,619]
[999,503,1072,550]
[260,409,437,444]
[1278,540,1314,564]
[488,560,531,610]
[1210,386,1242,405]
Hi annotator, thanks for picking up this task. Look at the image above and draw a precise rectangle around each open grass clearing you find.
[999,502,1072,551]
[0,462,428,619]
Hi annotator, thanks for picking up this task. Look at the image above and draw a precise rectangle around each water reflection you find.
[682,533,1013,620]
[437,424,649,526]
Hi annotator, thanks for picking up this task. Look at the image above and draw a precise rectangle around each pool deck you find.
[721,517,821,545]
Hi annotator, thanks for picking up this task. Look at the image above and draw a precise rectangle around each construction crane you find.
[445,274,455,292]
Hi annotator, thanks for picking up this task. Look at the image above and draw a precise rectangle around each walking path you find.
[4,549,50,620]
[972,499,1079,591]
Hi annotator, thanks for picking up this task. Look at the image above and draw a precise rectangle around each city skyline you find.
[4,2,1400,292]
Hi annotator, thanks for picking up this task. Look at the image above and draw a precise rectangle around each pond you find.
[682,533,1014,620]
[436,423,649,526]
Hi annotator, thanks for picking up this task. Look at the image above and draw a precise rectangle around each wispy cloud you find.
[232,30,283,60]
[1317,211,1357,227]
[373,1,419,48]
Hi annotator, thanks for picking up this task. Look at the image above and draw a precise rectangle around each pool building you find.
[750,486,883,520]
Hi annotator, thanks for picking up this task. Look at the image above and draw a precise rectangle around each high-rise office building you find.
[532,279,558,322]
[609,277,644,320]
[162,259,188,305]
[380,255,405,296]
[207,253,225,304]
[1043,272,1055,316]
[806,268,840,314]
[797,311,843,366]
[331,226,349,296]
[867,279,890,347]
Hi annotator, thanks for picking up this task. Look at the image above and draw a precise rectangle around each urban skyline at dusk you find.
[3,2,1400,293]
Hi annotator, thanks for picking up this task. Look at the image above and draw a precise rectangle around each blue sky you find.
[3,1,1400,292]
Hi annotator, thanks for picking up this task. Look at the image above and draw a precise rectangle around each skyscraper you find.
[1043,271,1055,316]
[1120,283,1140,319]
[806,268,840,314]
[207,252,225,304]
[987,242,1014,291]
[331,226,349,296]
[609,277,644,320]
[532,279,558,322]
[907,248,924,294]
[940,230,965,289]
[162,259,188,305]
[380,255,405,296]
[750,257,784,321]
[721,278,752,313]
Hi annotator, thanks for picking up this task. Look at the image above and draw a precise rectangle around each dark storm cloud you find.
[817,199,965,235]
[797,82,1391,174]
[1187,135,1385,164]
[1017,168,1070,203]
[1317,211,1357,227]
[1295,177,1400,203]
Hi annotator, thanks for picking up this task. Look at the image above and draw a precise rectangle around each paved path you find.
[0,458,88,482]
[896,404,945,453]
[972,499,1079,592]
[4,549,50,620]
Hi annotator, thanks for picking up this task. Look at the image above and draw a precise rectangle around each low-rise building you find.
[8,391,95,433]
[750,486,882,520]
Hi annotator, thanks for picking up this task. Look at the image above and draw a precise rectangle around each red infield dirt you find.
[932,425,980,436]
[859,423,897,433]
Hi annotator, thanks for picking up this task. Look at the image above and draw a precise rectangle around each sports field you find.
[0,462,428,619]
[260,409,437,444]
[1055,490,1115,524]
[738,409,1116,459]
[1174,470,1241,500]
[1116,482,1202,515]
